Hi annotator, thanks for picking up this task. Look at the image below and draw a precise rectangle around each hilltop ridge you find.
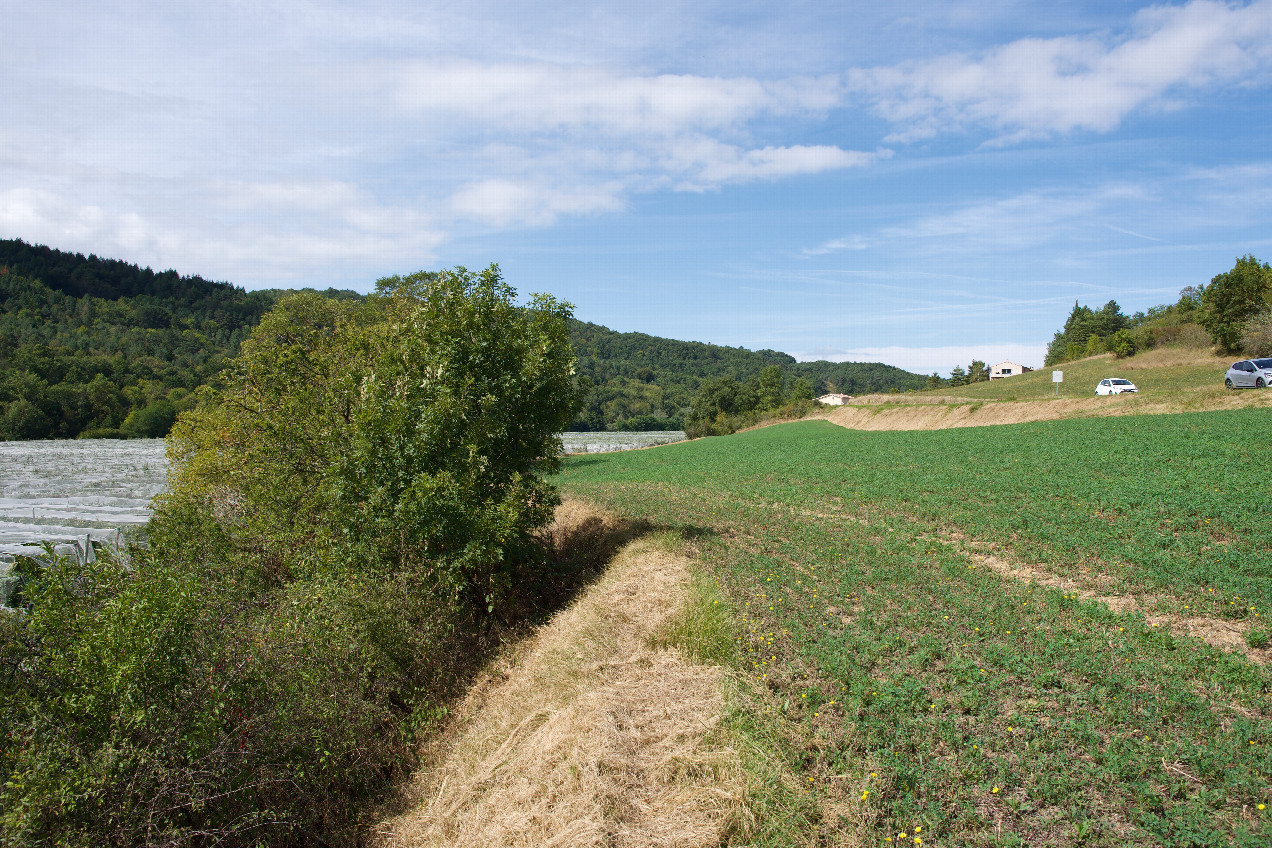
[0,238,924,439]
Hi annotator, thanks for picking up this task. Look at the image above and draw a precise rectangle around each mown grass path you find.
[556,413,1271,847]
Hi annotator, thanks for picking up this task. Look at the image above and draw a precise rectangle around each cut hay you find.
[375,504,747,847]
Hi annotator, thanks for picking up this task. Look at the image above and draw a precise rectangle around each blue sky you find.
[4,1,1272,374]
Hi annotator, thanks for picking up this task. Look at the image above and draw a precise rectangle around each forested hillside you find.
[568,320,924,430]
[0,240,355,440]
[0,239,924,439]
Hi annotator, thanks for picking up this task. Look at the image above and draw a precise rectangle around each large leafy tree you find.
[755,364,786,409]
[166,264,580,608]
[1198,254,1272,353]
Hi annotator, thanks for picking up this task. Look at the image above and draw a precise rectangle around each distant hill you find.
[567,319,924,430]
[0,238,924,439]
[0,239,351,440]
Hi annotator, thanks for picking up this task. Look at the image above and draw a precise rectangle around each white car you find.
[1095,378,1138,395]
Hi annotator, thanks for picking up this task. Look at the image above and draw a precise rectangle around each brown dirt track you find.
[811,388,1271,432]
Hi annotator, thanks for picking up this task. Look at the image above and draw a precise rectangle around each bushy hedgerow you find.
[684,398,818,438]
[0,266,582,846]
[1241,308,1272,356]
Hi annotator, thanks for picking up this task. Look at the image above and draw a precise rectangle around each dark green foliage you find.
[1045,300,1130,365]
[0,266,582,846]
[612,413,685,431]
[788,376,813,402]
[683,368,820,437]
[0,241,286,439]
[1,238,250,302]
[0,397,52,439]
[1198,255,1272,353]
[755,365,786,410]
[120,399,176,438]
[567,319,923,431]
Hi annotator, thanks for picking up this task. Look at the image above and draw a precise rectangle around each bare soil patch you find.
[813,392,1269,432]
[940,534,1272,665]
[374,501,747,847]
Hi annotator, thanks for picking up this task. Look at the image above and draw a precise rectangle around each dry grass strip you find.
[374,503,747,847]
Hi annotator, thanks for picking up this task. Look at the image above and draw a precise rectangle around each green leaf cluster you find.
[1197,255,1272,353]
[1045,300,1130,366]
[683,366,820,436]
[0,266,582,846]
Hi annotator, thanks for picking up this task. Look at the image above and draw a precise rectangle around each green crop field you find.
[556,412,1272,847]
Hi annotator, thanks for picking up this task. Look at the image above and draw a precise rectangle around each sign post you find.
[1052,370,1063,396]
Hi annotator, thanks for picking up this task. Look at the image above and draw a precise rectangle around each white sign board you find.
[1052,370,1063,382]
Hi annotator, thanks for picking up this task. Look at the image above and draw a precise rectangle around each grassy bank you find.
[812,348,1272,432]
[925,348,1236,402]
[556,413,1272,846]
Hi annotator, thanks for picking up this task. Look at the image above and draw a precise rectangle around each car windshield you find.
[1110,379,1133,385]
[1254,358,1272,369]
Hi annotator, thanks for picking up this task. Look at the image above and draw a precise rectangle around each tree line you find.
[568,319,924,431]
[0,239,363,441]
[1042,254,1272,367]
[0,239,925,440]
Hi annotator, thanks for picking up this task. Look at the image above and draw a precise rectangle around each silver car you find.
[1224,358,1272,389]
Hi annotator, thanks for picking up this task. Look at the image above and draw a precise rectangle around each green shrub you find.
[0,266,582,846]
[120,399,176,438]
[1109,328,1138,358]
[0,398,53,440]
[1199,254,1272,353]
[1240,308,1272,356]
[75,427,123,439]
[611,413,683,431]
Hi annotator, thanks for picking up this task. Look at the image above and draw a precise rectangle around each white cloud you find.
[391,60,843,136]
[808,182,1152,257]
[668,140,881,190]
[803,234,871,255]
[0,182,446,287]
[848,0,1272,142]
[4,0,1270,297]
[796,343,1048,376]
[449,179,625,227]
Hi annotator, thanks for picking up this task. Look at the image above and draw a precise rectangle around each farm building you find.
[816,393,853,405]
[990,361,1032,380]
